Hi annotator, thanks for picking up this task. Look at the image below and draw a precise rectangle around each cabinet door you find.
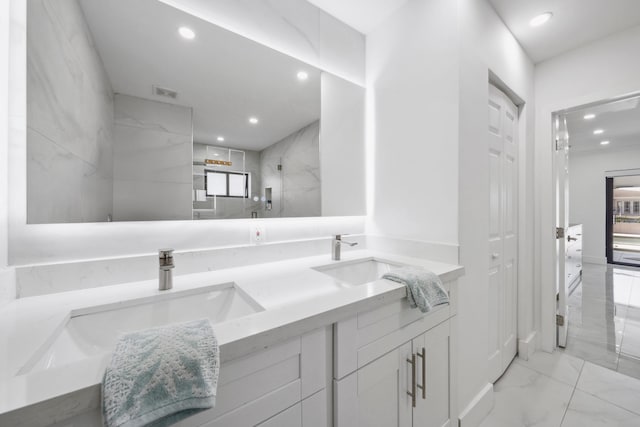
[412,321,451,427]
[334,341,412,427]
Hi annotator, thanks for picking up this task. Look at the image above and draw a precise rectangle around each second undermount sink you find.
[313,257,403,286]
[20,282,263,374]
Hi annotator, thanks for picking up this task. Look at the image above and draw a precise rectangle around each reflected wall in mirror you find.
[27,0,363,223]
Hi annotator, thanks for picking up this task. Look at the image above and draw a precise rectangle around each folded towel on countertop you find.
[382,267,449,313]
[102,319,219,427]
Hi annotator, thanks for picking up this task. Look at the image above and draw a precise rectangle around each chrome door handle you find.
[416,347,426,399]
[407,354,416,408]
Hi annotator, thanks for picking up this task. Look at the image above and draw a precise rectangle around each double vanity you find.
[0,249,463,427]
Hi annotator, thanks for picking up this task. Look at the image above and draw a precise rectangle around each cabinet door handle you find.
[407,354,416,408]
[416,347,426,399]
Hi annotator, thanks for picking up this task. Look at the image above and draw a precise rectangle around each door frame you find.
[539,92,640,352]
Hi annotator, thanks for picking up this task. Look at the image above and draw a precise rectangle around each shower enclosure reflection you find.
[26,0,364,223]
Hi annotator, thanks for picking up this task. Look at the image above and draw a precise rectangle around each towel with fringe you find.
[382,266,449,313]
[102,319,219,427]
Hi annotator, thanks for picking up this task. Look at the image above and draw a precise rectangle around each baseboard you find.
[518,330,537,361]
[582,256,607,265]
[458,383,494,427]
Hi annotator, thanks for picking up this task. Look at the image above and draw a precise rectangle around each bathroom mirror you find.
[27,0,365,223]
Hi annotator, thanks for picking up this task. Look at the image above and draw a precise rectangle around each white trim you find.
[517,330,537,361]
[458,383,494,427]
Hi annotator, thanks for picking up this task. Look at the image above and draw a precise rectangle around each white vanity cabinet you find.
[175,327,331,427]
[333,281,457,427]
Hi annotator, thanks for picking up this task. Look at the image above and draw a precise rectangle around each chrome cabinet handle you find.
[416,347,426,399]
[407,354,416,408]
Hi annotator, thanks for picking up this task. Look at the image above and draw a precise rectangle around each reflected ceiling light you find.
[249,117,259,125]
[217,136,225,142]
[529,12,553,27]
[600,140,610,145]
[593,129,604,135]
[583,113,596,120]
[297,71,309,81]
[178,27,196,40]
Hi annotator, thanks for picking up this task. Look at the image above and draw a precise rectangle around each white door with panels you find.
[488,84,519,383]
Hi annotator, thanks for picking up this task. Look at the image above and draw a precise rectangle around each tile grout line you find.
[559,360,586,426]
[576,361,640,417]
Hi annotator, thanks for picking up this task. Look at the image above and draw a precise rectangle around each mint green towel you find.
[102,319,219,427]
[383,267,449,313]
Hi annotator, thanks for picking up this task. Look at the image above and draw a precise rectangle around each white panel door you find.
[488,84,519,383]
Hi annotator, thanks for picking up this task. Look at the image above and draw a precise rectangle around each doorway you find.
[553,94,640,378]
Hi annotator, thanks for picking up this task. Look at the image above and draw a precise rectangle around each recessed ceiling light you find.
[583,113,596,120]
[593,129,604,135]
[178,27,196,40]
[529,12,553,27]
[600,140,610,145]
[249,117,259,125]
[297,71,309,81]
[217,136,225,142]
[213,153,219,156]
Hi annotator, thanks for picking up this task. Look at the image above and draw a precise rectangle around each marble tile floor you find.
[563,263,640,379]
[480,351,640,427]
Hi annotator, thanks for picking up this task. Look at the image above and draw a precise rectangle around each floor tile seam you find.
[559,360,586,426]
[570,387,640,417]
[513,359,582,390]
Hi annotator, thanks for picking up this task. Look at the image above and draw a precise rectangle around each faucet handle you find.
[159,248,174,268]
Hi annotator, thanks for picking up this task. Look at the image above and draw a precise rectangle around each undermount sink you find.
[20,282,263,374]
[312,257,403,286]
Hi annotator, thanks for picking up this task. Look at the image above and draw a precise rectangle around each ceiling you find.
[310,0,640,62]
[487,0,640,63]
[563,95,640,154]
[78,0,320,150]
[307,0,409,34]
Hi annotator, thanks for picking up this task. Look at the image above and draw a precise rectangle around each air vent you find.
[153,85,178,99]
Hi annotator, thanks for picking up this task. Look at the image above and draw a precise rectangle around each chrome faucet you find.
[159,248,174,291]
[332,235,358,261]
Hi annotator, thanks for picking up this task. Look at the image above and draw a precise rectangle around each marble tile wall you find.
[260,120,321,218]
[192,143,262,219]
[26,0,114,224]
[112,94,193,221]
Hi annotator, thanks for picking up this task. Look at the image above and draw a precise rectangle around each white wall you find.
[569,147,640,265]
[7,0,366,265]
[367,0,535,423]
[535,24,640,352]
[366,0,459,244]
[457,0,535,421]
[320,72,366,217]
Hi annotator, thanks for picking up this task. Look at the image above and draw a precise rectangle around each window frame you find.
[204,169,249,198]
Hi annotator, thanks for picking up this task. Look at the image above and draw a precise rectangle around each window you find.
[635,201,640,214]
[624,201,631,214]
[205,170,249,198]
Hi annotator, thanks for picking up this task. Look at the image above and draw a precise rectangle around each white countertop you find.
[0,249,463,417]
